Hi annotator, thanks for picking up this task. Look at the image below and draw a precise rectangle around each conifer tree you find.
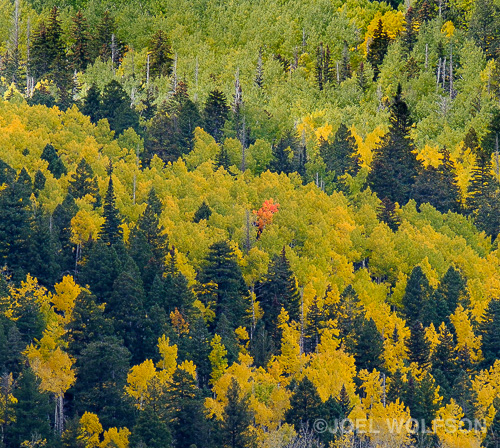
[8,368,52,448]
[198,241,249,329]
[450,370,478,421]
[285,377,323,431]
[367,85,421,205]
[68,158,100,203]
[402,266,432,326]
[29,22,50,81]
[250,319,275,367]
[81,84,102,124]
[33,170,46,197]
[193,201,212,223]
[185,317,212,388]
[269,131,299,174]
[413,148,462,214]
[466,128,495,212]
[70,11,91,72]
[431,325,457,399]
[100,80,140,135]
[378,197,400,231]
[0,168,33,280]
[99,171,123,246]
[478,299,500,368]
[319,123,358,183]
[148,30,174,79]
[257,247,300,338]
[407,321,431,368]
[204,89,229,143]
[41,144,67,179]
[221,378,255,448]
[52,193,78,273]
[73,336,132,429]
[367,19,390,79]
[468,0,500,60]
[353,317,384,371]
[79,239,122,302]
[108,258,147,364]
[130,407,172,448]
[93,11,124,64]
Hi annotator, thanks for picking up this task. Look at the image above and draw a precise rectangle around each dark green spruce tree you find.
[41,144,67,179]
[367,85,422,205]
[478,298,500,368]
[197,240,249,329]
[70,11,92,72]
[256,247,300,338]
[204,89,229,143]
[148,30,174,79]
[367,19,390,79]
[100,80,140,136]
[99,170,123,246]
[81,84,102,124]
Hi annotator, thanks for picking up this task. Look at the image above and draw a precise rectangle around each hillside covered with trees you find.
[1,0,500,447]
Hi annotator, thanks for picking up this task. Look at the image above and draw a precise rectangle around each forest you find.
[0,0,500,446]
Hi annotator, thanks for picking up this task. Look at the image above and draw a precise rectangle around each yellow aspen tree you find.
[78,412,103,448]
[209,334,228,385]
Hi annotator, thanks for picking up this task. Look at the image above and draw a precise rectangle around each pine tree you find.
[28,205,60,286]
[73,336,133,429]
[204,89,229,143]
[198,241,249,329]
[413,148,462,214]
[7,368,52,448]
[99,172,123,246]
[193,201,212,223]
[68,158,100,203]
[79,239,122,302]
[81,84,102,124]
[437,266,467,314]
[165,368,208,447]
[269,131,299,175]
[256,247,300,338]
[401,7,418,55]
[387,369,405,404]
[431,324,457,399]
[220,378,255,448]
[0,168,33,281]
[33,170,46,197]
[468,0,500,60]
[353,317,384,371]
[367,19,390,79]
[466,128,495,213]
[402,266,432,326]
[108,258,147,364]
[339,41,351,82]
[215,313,240,364]
[93,11,124,64]
[70,11,92,72]
[249,319,275,368]
[100,80,140,136]
[478,299,500,368]
[148,30,174,79]
[319,124,358,182]
[29,22,50,81]
[285,376,323,431]
[185,317,212,389]
[367,85,422,205]
[378,197,400,231]
[131,407,172,448]
[450,370,478,421]
[52,193,78,273]
[407,321,431,368]
[41,144,67,179]
[304,295,323,354]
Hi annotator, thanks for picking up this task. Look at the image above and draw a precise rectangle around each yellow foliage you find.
[78,412,103,448]
[209,334,228,384]
[472,361,500,424]
[350,125,386,168]
[100,427,130,448]
[441,21,455,38]
[450,305,482,363]
[156,335,178,375]
[125,359,157,409]
[362,11,405,55]
[51,276,81,324]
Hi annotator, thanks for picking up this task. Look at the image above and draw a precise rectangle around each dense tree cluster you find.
[0,0,500,447]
